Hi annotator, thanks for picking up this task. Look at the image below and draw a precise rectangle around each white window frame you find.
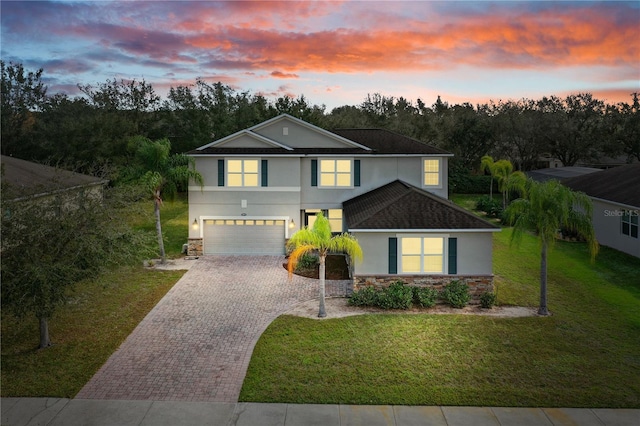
[304,208,343,233]
[399,235,447,274]
[621,210,639,239]
[422,157,442,189]
[319,158,353,188]
[226,158,259,187]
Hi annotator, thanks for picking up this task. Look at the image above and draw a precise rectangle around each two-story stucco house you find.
[187,114,499,291]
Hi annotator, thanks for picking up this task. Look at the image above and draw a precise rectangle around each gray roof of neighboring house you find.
[190,128,450,156]
[563,163,640,208]
[343,180,499,231]
[1,155,107,200]
[526,166,602,182]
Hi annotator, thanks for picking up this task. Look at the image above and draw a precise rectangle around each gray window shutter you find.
[448,237,457,274]
[261,159,268,187]
[311,159,318,187]
[218,159,225,186]
[354,160,361,187]
[389,237,398,274]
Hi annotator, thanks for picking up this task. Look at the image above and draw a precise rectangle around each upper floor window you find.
[423,158,441,187]
[320,159,352,187]
[622,210,639,238]
[401,236,444,274]
[227,159,258,187]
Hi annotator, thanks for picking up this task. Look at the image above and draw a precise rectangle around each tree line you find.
[2,61,638,181]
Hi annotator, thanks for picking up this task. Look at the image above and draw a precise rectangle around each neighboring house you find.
[526,166,602,182]
[187,114,500,293]
[563,163,640,258]
[1,155,107,206]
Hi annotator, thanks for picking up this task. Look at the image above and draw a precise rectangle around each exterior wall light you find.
[289,219,295,229]
[192,218,199,230]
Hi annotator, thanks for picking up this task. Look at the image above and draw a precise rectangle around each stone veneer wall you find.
[353,275,494,304]
[187,238,203,256]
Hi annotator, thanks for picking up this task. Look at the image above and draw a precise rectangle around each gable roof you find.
[343,180,499,231]
[563,163,640,208]
[331,129,451,156]
[1,155,107,200]
[189,114,450,157]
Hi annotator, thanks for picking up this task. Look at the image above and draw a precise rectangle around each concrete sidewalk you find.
[2,398,639,426]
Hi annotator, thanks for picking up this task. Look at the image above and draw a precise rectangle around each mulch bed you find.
[283,254,350,280]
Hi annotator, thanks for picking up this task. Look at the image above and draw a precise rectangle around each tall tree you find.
[287,212,363,318]
[505,179,598,315]
[538,93,605,166]
[1,184,152,348]
[127,136,203,263]
[0,61,48,158]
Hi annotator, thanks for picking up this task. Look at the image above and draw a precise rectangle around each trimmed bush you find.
[440,280,471,308]
[348,286,378,307]
[413,286,439,308]
[348,281,413,310]
[377,281,414,310]
[480,291,497,309]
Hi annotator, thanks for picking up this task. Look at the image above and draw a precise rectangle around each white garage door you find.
[203,219,286,255]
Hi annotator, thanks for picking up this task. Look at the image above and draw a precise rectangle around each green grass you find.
[240,230,640,407]
[127,193,189,258]
[1,195,189,397]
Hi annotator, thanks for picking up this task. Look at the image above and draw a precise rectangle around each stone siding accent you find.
[353,275,494,304]
[187,238,203,256]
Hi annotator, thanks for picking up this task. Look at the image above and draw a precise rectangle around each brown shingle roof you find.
[563,163,640,208]
[330,129,450,155]
[343,180,499,230]
[1,155,107,200]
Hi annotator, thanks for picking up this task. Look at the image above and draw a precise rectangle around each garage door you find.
[203,219,286,255]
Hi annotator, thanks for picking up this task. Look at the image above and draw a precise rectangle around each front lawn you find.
[240,229,640,407]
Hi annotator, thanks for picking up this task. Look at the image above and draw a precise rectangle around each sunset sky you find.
[1,1,638,110]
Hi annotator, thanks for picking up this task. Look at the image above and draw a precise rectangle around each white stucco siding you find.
[590,199,640,258]
[299,156,448,207]
[455,232,494,275]
[254,119,350,148]
[351,231,494,276]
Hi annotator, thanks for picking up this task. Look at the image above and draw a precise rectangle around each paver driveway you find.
[77,256,350,402]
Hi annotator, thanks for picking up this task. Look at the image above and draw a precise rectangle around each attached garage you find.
[202,219,286,255]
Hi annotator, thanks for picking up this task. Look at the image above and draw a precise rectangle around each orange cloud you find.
[180,3,638,76]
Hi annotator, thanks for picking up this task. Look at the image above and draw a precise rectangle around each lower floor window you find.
[401,237,444,273]
[621,211,638,238]
[304,209,343,233]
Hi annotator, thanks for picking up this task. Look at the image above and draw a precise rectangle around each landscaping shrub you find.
[479,291,497,309]
[376,281,413,310]
[476,195,503,218]
[295,253,319,271]
[348,286,378,307]
[440,280,471,308]
[413,286,439,308]
[348,281,413,310]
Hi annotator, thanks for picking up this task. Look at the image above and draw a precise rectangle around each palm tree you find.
[493,159,527,209]
[131,136,203,264]
[505,179,598,315]
[480,155,497,199]
[287,212,363,318]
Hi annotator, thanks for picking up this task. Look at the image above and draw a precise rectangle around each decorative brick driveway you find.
[77,256,350,402]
